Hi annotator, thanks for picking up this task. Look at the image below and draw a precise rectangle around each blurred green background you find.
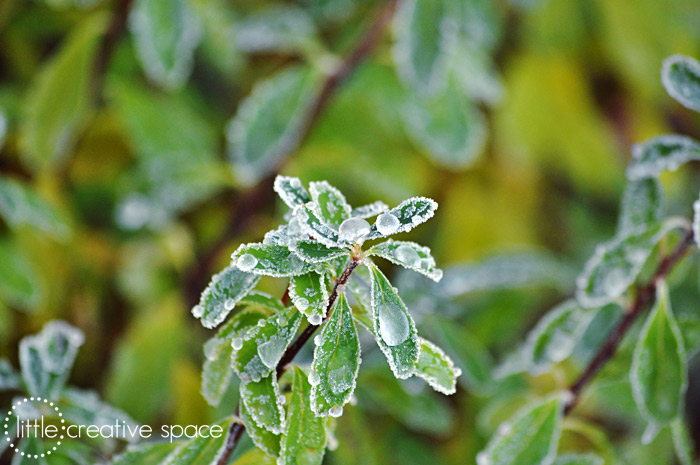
[2,0,700,463]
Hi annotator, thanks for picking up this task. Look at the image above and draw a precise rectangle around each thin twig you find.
[92,0,133,103]
[184,0,399,307]
[216,258,359,465]
[564,228,695,415]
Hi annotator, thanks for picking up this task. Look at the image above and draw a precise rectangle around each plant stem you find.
[92,0,133,103]
[216,258,360,465]
[564,228,695,415]
[184,0,399,307]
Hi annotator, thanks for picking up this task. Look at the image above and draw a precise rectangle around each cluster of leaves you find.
[0,321,137,463]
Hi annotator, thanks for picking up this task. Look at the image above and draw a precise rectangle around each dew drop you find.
[231,337,243,350]
[237,253,258,271]
[296,297,310,311]
[308,314,322,326]
[257,338,287,369]
[314,334,323,346]
[329,405,343,418]
[191,305,204,318]
[308,370,321,386]
[476,452,491,465]
[394,244,420,266]
[224,299,235,311]
[338,217,371,243]
[203,339,218,361]
[375,213,400,235]
[377,301,410,346]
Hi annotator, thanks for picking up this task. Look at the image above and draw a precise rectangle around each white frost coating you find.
[257,337,287,369]
[237,253,258,271]
[328,366,353,395]
[273,175,310,209]
[375,213,400,235]
[369,239,443,282]
[377,302,410,346]
[352,201,389,219]
[367,196,438,240]
[338,217,371,243]
[627,134,700,180]
[414,337,459,395]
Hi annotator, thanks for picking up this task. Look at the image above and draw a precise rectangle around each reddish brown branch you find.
[564,228,695,415]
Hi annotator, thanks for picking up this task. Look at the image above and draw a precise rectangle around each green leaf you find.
[128,0,201,90]
[630,282,686,425]
[235,6,318,55]
[367,197,438,240]
[310,293,361,416]
[309,181,352,228]
[231,243,314,277]
[414,337,460,395]
[202,309,267,407]
[240,375,285,434]
[402,83,486,169]
[526,301,596,374]
[280,367,327,465]
[19,321,85,399]
[367,263,419,379]
[393,0,449,93]
[289,272,329,326]
[20,14,105,172]
[192,266,260,329]
[294,204,342,247]
[662,55,700,113]
[111,442,181,465]
[477,397,563,465]
[0,239,41,310]
[0,177,70,240]
[369,239,442,282]
[617,179,663,237]
[0,358,21,391]
[240,399,280,457]
[12,436,44,464]
[232,306,302,383]
[162,417,233,465]
[576,222,677,308]
[227,67,317,186]
[274,175,311,209]
[672,417,695,465]
[552,454,603,465]
[627,135,700,180]
[237,292,286,314]
[291,240,349,264]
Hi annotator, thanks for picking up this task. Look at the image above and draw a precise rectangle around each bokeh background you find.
[2,0,700,463]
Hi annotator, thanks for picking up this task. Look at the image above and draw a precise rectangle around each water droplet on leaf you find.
[376,213,400,235]
[237,253,258,271]
[394,244,420,266]
[308,314,322,325]
[338,217,371,243]
[231,337,243,350]
[377,301,410,346]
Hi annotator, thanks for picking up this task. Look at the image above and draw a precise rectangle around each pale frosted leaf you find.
[617,179,663,237]
[0,177,70,240]
[162,417,233,465]
[236,292,286,315]
[235,5,318,54]
[293,203,342,247]
[630,282,686,425]
[369,239,442,282]
[192,266,260,329]
[240,400,280,457]
[672,417,695,465]
[367,263,419,379]
[0,359,21,391]
[61,388,138,435]
[309,180,352,228]
[366,197,438,240]
[274,175,311,209]
[627,134,700,180]
[662,55,700,113]
[311,293,361,415]
[231,243,315,277]
[240,375,285,434]
[291,240,349,264]
[289,272,329,325]
[280,367,327,465]
[414,337,459,395]
[129,0,201,90]
[351,201,389,219]
[552,454,603,465]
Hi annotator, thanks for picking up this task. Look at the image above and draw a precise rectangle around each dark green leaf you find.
[289,272,329,325]
[232,243,315,277]
[662,55,700,113]
[274,175,311,209]
[240,375,285,434]
[0,177,70,240]
[627,135,700,180]
[369,239,442,282]
[367,197,438,240]
[240,400,281,457]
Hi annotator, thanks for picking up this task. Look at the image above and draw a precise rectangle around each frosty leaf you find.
[0,358,21,391]
[19,321,85,399]
[202,309,267,407]
[235,5,318,55]
[227,67,317,186]
[351,201,389,219]
[291,240,349,264]
[274,175,311,209]
[129,0,201,90]
[309,181,352,228]
[553,454,603,465]
[232,306,302,383]
[393,0,449,94]
[162,417,233,465]
[672,417,695,465]
[61,387,138,434]
[402,82,486,169]
[240,375,285,434]
[366,197,438,240]
[280,367,327,465]
[627,134,700,180]
[435,252,572,298]
[111,442,181,465]
[662,55,700,113]
[192,265,260,329]
[368,263,419,379]
[294,203,342,247]
[526,301,596,374]
[0,177,70,240]
[311,293,361,416]
[576,222,676,308]
[20,14,104,172]
[477,397,563,465]
[617,179,663,237]
[240,400,280,457]
[231,243,314,277]
[289,272,329,325]
[414,337,459,395]
[369,239,442,282]
[236,292,286,315]
[0,239,41,310]
[630,282,686,425]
